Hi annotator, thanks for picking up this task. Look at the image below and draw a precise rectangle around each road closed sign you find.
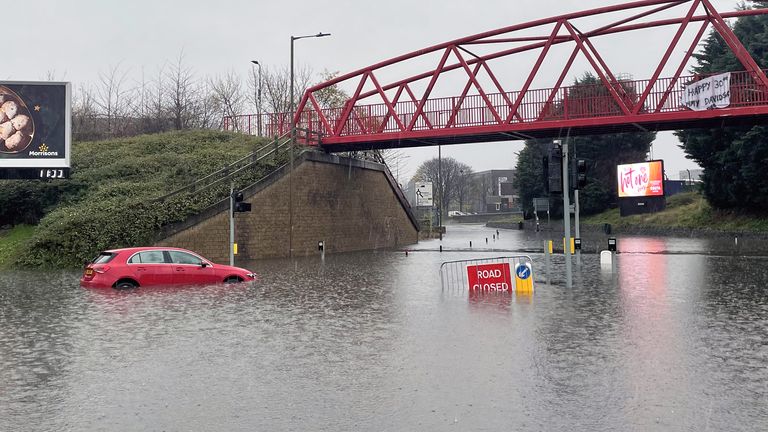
[466,262,512,292]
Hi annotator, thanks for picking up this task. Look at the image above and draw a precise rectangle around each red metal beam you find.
[634,0,701,114]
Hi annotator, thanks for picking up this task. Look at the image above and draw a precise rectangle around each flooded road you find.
[1,224,767,431]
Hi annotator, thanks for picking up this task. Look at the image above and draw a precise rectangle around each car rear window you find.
[92,252,116,264]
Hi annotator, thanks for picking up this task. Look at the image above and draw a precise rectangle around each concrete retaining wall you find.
[156,152,419,262]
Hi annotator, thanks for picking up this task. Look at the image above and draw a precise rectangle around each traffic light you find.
[232,191,252,214]
[575,159,588,190]
[547,144,563,194]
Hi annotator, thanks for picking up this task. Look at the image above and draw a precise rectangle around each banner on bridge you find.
[682,72,731,111]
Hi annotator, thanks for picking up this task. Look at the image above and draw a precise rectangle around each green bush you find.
[12,130,288,268]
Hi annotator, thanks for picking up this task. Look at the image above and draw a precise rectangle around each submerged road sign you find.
[440,256,534,294]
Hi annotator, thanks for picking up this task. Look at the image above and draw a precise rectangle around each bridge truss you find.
[225,0,768,151]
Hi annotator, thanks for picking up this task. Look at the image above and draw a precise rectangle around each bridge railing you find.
[224,69,768,141]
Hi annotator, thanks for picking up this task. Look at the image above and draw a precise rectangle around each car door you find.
[127,250,174,286]
[167,250,218,285]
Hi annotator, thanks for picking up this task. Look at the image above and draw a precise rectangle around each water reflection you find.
[0,229,767,431]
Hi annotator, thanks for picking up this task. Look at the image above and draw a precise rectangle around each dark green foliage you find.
[514,140,549,217]
[677,2,768,211]
[7,130,283,268]
[515,73,654,216]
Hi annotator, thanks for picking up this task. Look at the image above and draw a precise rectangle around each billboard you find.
[617,160,664,198]
[0,81,71,177]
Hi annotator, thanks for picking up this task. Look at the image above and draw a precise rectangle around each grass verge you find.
[0,225,35,268]
[583,192,768,233]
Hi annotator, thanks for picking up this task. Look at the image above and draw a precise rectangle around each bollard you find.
[470,241,472,248]
[405,250,409,256]
[439,245,443,253]
[486,237,488,244]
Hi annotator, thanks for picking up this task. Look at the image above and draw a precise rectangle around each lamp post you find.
[288,32,330,258]
[437,145,442,240]
[250,60,262,137]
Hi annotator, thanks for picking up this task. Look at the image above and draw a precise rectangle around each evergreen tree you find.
[676,1,768,211]
[515,74,654,216]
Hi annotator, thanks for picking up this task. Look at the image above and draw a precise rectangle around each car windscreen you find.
[92,252,116,264]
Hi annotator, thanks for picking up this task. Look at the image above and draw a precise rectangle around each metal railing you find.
[440,255,534,293]
[155,131,293,203]
[224,69,768,140]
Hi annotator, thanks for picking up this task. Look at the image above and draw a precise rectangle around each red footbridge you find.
[224,0,768,152]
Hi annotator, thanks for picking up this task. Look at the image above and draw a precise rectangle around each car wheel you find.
[115,280,138,290]
[224,276,242,284]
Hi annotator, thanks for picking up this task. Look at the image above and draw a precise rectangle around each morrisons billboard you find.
[0,81,71,179]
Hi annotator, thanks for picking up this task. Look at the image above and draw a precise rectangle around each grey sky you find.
[12,0,746,182]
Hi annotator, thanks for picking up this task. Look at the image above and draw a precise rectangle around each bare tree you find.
[166,51,198,130]
[412,157,473,216]
[191,80,218,129]
[95,63,131,136]
[72,83,99,140]
[209,71,245,130]
[262,64,313,114]
[379,149,409,184]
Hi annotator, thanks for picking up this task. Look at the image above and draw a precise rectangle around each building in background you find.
[678,169,703,184]
[466,169,518,213]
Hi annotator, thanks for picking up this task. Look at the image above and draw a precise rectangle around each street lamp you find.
[288,31,331,258]
[250,60,262,137]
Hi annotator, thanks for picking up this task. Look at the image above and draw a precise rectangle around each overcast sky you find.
[11,0,747,182]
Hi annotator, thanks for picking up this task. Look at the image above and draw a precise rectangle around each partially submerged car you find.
[80,247,257,289]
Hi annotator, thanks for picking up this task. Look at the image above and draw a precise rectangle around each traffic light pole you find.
[561,140,572,289]
[229,183,235,266]
[575,188,581,266]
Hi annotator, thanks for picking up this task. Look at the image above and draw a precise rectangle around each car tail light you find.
[93,265,110,274]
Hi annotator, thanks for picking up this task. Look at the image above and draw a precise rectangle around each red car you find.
[80,247,257,289]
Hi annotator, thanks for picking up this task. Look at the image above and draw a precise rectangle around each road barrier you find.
[440,256,534,295]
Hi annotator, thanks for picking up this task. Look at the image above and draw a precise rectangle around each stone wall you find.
[156,152,419,262]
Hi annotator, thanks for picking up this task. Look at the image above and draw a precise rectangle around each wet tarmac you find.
[1,224,766,431]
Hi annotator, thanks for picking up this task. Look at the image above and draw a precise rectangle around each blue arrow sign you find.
[515,263,531,280]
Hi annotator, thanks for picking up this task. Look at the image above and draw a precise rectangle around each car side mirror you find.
[200,262,210,268]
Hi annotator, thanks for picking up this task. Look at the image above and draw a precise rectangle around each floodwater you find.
[1,224,767,431]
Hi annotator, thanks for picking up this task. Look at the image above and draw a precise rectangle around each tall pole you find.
[438,145,442,240]
[289,37,295,258]
[575,189,581,265]
[257,63,262,137]
[229,183,235,266]
[251,60,262,137]
[288,32,330,258]
[560,139,572,288]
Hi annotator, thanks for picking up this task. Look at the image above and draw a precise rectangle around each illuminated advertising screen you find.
[0,81,71,172]
[617,160,664,198]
